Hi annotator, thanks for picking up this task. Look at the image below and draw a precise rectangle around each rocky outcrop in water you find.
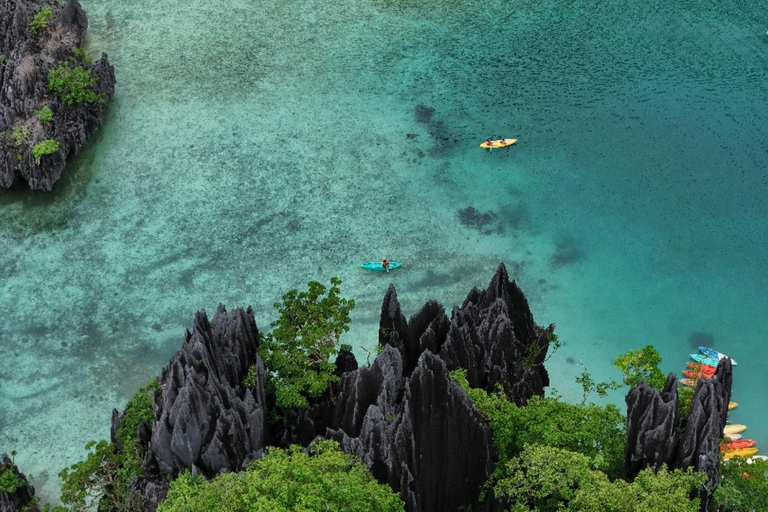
[0,0,115,191]
[624,359,733,512]
[0,455,38,512]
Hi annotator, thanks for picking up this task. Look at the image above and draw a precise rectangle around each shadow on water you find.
[0,121,105,239]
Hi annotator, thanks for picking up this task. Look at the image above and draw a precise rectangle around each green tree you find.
[613,345,666,391]
[249,278,355,411]
[30,6,54,35]
[158,440,404,512]
[48,64,104,106]
[32,140,59,164]
[0,464,25,494]
[714,456,768,511]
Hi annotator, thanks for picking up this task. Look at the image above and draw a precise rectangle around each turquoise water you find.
[2,0,767,503]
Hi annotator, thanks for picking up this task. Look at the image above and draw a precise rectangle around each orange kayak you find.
[729,402,739,411]
[722,440,757,452]
[480,138,517,149]
[683,370,712,380]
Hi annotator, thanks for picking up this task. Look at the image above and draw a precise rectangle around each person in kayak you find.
[382,258,390,273]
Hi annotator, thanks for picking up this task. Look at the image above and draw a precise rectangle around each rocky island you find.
[0,0,114,191]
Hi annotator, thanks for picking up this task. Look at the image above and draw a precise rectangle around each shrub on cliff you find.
[48,64,104,106]
[59,380,159,511]
[613,345,666,391]
[246,277,355,411]
[158,440,404,512]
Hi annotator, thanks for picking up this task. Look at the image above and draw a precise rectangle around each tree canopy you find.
[158,440,404,512]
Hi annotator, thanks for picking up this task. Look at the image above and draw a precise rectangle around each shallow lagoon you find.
[2,0,767,503]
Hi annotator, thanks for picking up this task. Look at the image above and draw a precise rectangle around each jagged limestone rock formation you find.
[624,359,733,512]
[380,263,552,406]
[0,0,115,190]
[0,455,38,512]
[144,305,268,479]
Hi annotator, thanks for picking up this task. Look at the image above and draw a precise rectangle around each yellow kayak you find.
[481,138,517,149]
[724,424,747,435]
[724,448,759,460]
[729,402,739,410]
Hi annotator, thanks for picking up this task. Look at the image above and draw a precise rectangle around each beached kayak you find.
[699,346,738,366]
[480,138,517,149]
[362,262,402,272]
[690,354,720,367]
[747,455,768,464]
[724,448,758,460]
[680,378,697,386]
[724,424,747,435]
[722,440,757,452]
[726,433,743,441]
[729,402,739,411]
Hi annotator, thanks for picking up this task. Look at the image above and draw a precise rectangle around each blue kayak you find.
[362,262,402,272]
[690,354,720,367]
[699,346,738,366]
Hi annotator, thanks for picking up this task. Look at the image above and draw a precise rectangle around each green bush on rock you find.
[158,440,405,512]
[30,6,54,35]
[35,106,54,125]
[32,140,59,164]
[715,456,768,511]
[246,277,355,411]
[48,64,104,106]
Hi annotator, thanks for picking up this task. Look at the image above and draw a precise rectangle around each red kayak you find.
[721,440,757,452]
[686,363,717,377]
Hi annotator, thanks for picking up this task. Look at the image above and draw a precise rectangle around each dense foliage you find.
[48,64,104,106]
[32,140,59,164]
[0,463,24,494]
[247,277,355,411]
[452,369,627,480]
[497,445,706,512]
[158,440,404,512]
[58,381,159,511]
[30,6,53,35]
[714,457,768,511]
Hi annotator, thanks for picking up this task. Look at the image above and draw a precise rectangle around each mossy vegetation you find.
[32,140,59,164]
[30,6,54,36]
[158,440,405,512]
[71,47,92,65]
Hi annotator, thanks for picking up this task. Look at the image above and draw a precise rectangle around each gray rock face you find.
[142,305,268,480]
[624,360,733,512]
[0,0,115,190]
[0,455,38,512]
